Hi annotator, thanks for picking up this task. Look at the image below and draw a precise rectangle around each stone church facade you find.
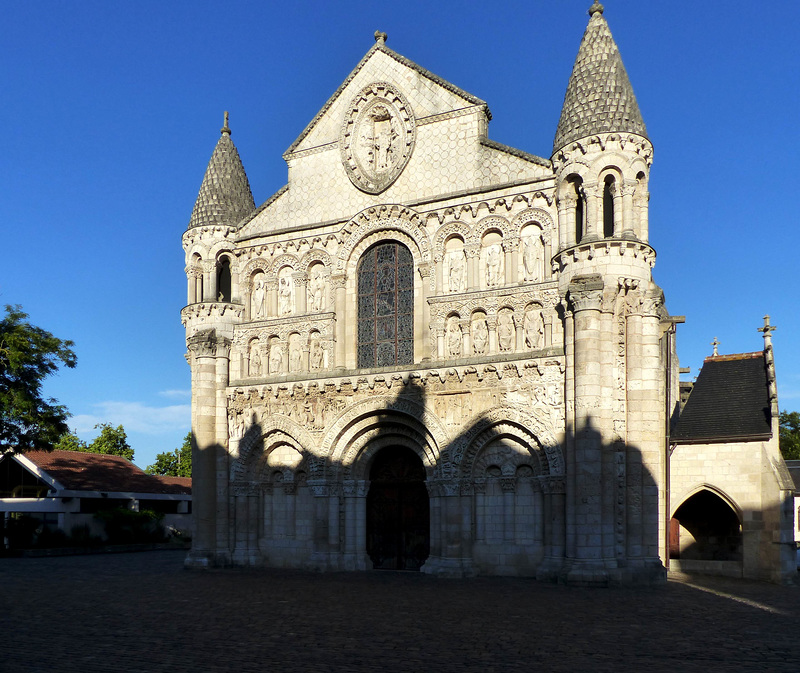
[181,3,678,585]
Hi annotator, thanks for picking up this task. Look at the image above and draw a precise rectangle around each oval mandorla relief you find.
[340,82,416,194]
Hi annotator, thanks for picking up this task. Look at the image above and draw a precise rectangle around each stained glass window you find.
[357,242,414,368]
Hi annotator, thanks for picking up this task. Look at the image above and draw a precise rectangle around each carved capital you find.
[329,274,347,290]
[187,329,230,358]
[568,274,604,312]
[500,477,516,493]
[464,243,481,259]
[292,272,308,287]
[502,238,519,253]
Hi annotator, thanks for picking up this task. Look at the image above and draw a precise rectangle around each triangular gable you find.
[285,42,489,157]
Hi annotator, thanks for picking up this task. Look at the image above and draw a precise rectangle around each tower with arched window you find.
[179,4,793,584]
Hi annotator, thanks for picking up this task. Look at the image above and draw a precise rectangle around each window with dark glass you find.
[357,242,414,368]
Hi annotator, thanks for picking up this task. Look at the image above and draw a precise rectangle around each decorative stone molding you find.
[567,275,604,312]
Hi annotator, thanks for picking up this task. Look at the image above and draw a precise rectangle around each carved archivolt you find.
[513,207,554,233]
[267,253,300,280]
[337,212,430,273]
[298,249,333,274]
[231,415,317,482]
[453,405,563,477]
[433,221,471,261]
[470,215,511,244]
[321,395,448,469]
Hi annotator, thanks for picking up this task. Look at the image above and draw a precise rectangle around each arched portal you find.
[366,446,430,571]
[671,489,742,561]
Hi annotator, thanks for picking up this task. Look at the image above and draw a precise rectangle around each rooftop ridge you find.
[704,352,764,363]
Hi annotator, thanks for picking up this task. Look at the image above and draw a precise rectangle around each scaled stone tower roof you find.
[553,2,648,154]
[188,113,255,229]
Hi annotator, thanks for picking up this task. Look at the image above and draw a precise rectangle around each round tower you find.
[182,113,255,568]
[553,2,666,585]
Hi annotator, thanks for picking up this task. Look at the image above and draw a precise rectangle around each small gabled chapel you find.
[180,2,796,584]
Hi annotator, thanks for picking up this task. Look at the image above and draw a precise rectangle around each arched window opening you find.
[217,257,232,302]
[357,242,414,368]
[670,490,742,562]
[603,176,615,238]
[573,180,584,244]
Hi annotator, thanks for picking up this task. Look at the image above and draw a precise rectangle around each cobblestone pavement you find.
[0,551,798,673]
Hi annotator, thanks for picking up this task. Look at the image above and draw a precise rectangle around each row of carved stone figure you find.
[443,306,545,359]
[250,266,327,320]
[248,334,326,377]
[445,233,546,293]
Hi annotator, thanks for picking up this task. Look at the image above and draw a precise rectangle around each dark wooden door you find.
[366,447,430,571]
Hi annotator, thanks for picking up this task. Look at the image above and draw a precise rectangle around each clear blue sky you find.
[2,1,798,469]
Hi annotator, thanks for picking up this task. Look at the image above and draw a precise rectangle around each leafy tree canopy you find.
[146,432,191,477]
[0,305,76,455]
[779,410,800,461]
[55,423,134,462]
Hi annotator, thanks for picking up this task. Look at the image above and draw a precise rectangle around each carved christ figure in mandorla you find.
[362,105,398,173]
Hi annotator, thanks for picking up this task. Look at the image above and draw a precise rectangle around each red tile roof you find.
[21,451,191,495]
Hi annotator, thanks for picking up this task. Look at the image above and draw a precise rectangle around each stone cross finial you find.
[711,337,720,356]
[758,314,776,348]
[374,30,387,45]
[589,1,604,16]
[221,111,231,135]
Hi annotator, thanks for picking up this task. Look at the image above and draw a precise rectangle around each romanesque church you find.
[181,3,796,584]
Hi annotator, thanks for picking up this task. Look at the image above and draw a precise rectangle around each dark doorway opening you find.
[366,446,430,571]
[671,490,742,561]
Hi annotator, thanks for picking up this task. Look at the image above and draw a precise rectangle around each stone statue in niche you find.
[522,234,544,282]
[310,338,324,370]
[278,274,294,316]
[289,338,303,373]
[497,310,515,352]
[249,345,262,377]
[447,317,462,358]
[486,244,502,287]
[251,277,266,319]
[308,267,325,312]
[448,250,465,293]
[269,342,284,374]
[524,308,544,350]
[472,318,488,355]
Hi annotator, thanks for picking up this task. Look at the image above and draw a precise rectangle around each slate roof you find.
[188,120,255,230]
[21,451,192,495]
[553,2,648,154]
[671,353,773,444]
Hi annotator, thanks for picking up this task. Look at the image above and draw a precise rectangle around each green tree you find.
[54,429,87,452]
[0,305,77,455]
[779,410,800,461]
[146,432,191,477]
[85,423,134,461]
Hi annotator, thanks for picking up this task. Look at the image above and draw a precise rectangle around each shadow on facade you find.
[188,376,667,585]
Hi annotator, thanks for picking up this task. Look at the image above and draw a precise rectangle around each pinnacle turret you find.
[188,112,255,230]
[553,3,648,154]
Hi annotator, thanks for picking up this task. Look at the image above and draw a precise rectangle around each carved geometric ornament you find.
[340,82,416,194]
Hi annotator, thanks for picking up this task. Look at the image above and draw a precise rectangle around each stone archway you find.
[366,446,430,571]
[671,489,742,562]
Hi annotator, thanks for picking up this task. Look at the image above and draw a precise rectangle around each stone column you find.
[294,272,308,315]
[465,244,480,291]
[202,262,215,302]
[565,275,610,584]
[636,188,650,243]
[342,480,358,570]
[501,478,515,542]
[461,319,471,356]
[185,331,226,569]
[564,192,578,247]
[503,239,517,285]
[488,315,498,354]
[583,182,599,241]
[354,480,368,570]
[331,274,347,369]
[621,182,636,239]
[474,480,486,542]
[215,342,231,557]
[557,195,570,250]
[418,264,432,361]
[434,255,444,294]
[612,184,624,237]
[267,280,278,317]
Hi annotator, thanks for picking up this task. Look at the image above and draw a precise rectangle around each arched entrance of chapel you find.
[366,446,430,571]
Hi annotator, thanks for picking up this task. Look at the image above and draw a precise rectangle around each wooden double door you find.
[366,446,430,571]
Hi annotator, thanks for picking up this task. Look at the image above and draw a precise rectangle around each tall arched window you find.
[217,257,232,302]
[357,242,414,368]
[603,176,616,238]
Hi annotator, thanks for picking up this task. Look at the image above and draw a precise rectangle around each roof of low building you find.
[553,2,648,154]
[20,450,192,495]
[672,352,772,444]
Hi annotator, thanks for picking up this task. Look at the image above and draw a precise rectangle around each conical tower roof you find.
[188,113,255,230]
[553,2,648,155]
